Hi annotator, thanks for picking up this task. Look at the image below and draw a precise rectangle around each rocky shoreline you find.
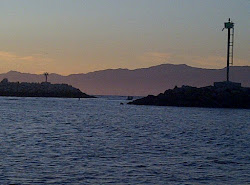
[128,82,250,109]
[0,78,95,98]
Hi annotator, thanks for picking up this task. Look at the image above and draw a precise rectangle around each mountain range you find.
[0,64,249,96]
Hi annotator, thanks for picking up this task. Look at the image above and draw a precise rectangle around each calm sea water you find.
[0,96,249,184]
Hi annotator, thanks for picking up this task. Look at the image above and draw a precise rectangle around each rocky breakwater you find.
[128,82,250,109]
[0,78,95,98]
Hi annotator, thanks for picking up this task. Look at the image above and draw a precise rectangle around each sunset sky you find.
[0,0,249,75]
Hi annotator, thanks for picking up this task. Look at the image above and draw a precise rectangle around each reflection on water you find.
[0,97,249,184]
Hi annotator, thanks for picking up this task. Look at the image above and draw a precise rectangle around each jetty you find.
[128,83,250,109]
[0,78,95,98]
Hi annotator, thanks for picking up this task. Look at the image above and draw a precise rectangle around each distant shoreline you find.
[1,64,249,96]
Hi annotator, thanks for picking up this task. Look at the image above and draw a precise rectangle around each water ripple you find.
[0,97,249,184]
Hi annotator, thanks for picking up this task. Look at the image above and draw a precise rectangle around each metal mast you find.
[222,18,234,82]
[44,72,49,83]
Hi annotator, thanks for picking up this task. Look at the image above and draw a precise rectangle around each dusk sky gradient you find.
[0,0,249,74]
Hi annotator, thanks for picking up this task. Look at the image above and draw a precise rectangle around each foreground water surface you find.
[0,96,249,184]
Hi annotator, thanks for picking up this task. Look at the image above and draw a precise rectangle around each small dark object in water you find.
[127,96,133,100]
[120,103,124,105]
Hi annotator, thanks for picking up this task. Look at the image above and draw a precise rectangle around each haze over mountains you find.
[0,64,249,96]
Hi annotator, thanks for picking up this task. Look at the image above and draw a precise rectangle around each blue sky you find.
[0,0,249,74]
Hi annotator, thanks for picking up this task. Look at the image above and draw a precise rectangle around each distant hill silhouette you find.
[0,64,249,96]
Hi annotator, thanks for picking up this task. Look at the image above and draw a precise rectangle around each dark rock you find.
[0,79,95,98]
[128,83,250,109]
